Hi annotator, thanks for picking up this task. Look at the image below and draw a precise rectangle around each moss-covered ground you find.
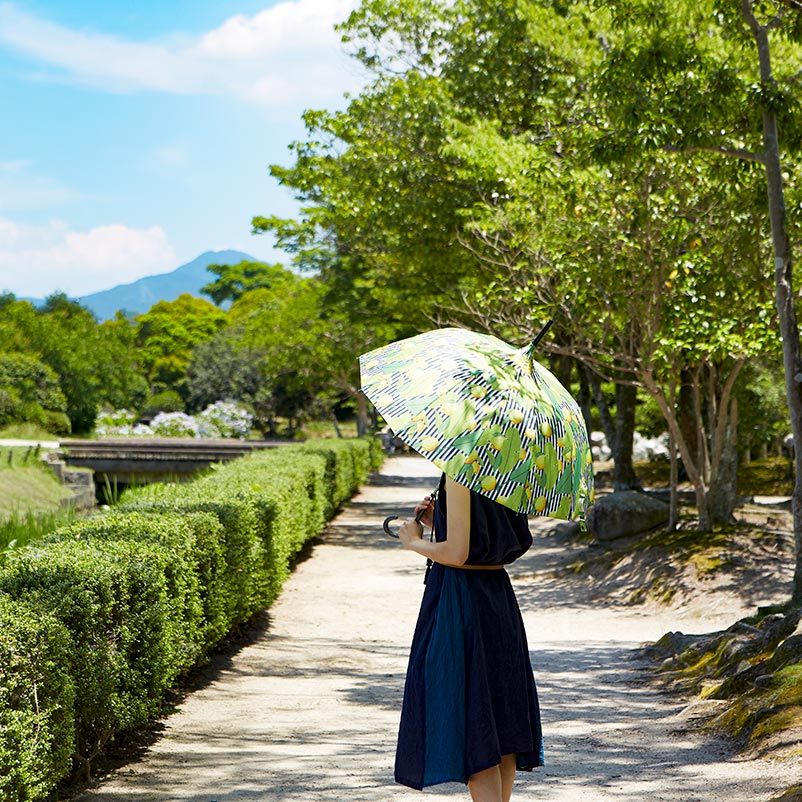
[642,605,802,762]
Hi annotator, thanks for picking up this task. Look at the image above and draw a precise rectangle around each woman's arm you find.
[397,476,471,566]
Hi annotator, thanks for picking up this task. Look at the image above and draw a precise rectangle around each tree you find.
[596,0,802,595]
[201,260,296,306]
[135,294,227,400]
[454,123,774,530]
[0,295,147,433]
[0,353,69,433]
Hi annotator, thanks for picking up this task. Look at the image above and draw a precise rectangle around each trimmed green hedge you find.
[0,596,74,802]
[0,436,383,798]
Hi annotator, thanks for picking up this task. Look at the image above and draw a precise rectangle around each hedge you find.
[0,436,383,799]
[0,596,74,802]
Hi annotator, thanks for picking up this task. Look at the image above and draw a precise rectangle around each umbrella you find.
[359,326,594,520]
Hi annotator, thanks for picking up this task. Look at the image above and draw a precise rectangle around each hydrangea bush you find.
[196,401,253,439]
[148,412,200,438]
[95,402,254,439]
[95,408,138,437]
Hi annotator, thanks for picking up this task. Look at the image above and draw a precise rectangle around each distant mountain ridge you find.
[24,249,256,320]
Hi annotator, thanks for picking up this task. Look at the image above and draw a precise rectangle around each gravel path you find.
[76,456,801,802]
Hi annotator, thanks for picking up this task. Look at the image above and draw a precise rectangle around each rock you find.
[718,635,761,667]
[637,630,692,662]
[773,634,802,666]
[727,620,762,637]
[760,609,802,649]
[753,674,775,689]
[590,430,611,461]
[632,432,670,460]
[585,490,670,541]
[768,786,802,802]
[546,520,582,538]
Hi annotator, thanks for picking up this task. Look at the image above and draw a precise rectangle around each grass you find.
[634,456,794,496]
[0,446,77,551]
[294,418,360,439]
[0,508,76,553]
[738,457,794,496]
[0,446,73,522]
[0,422,62,441]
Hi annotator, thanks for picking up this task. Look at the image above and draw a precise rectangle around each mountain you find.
[22,250,257,320]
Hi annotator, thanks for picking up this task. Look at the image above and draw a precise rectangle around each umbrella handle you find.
[383,515,400,538]
[383,507,428,538]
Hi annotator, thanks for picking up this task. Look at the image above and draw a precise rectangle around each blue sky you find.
[0,0,365,296]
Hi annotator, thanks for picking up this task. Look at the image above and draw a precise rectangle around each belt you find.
[449,563,505,571]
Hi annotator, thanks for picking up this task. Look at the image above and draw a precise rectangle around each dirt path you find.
[75,456,801,802]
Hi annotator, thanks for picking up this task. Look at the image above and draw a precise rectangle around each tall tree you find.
[597,0,802,594]
[201,260,296,306]
[135,294,227,399]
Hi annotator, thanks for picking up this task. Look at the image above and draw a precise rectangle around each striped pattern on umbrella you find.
[359,328,594,519]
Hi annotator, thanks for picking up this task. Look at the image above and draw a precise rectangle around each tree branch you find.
[663,144,766,164]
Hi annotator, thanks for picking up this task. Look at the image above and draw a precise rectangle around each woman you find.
[394,473,544,802]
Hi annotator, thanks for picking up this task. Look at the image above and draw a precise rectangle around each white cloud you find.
[0,218,176,297]
[0,0,364,106]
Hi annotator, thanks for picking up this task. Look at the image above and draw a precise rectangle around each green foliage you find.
[201,260,296,305]
[0,296,147,433]
[0,438,383,796]
[0,352,68,432]
[187,276,386,430]
[0,595,75,802]
[135,294,227,398]
[141,389,185,417]
[736,358,791,455]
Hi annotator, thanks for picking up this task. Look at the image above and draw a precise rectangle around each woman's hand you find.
[413,495,435,529]
[397,518,424,550]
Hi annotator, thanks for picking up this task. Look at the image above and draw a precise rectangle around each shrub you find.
[43,410,72,435]
[140,390,185,418]
[120,484,272,625]
[148,411,199,438]
[94,408,137,437]
[0,437,384,794]
[0,539,189,773]
[0,595,75,801]
[195,401,253,439]
[0,353,68,431]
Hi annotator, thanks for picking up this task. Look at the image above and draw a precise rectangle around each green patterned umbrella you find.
[359,327,594,519]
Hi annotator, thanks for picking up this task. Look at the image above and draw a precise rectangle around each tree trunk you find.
[707,363,744,523]
[743,2,802,603]
[613,383,641,491]
[356,390,370,437]
[583,364,616,450]
[551,354,573,389]
[643,372,712,532]
[578,362,594,441]
[677,368,698,478]
[709,397,739,524]
[668,384,679,532]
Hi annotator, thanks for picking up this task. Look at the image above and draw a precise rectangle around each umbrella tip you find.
[529,319,553,352]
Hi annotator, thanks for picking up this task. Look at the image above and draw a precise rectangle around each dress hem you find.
[395,749,543,791]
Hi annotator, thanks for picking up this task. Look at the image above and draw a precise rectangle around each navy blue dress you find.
[394,474,544,790]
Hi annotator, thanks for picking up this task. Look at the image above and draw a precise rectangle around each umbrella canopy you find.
[359,328,594,519]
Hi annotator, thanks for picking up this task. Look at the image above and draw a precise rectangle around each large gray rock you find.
[585,490,669,541]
